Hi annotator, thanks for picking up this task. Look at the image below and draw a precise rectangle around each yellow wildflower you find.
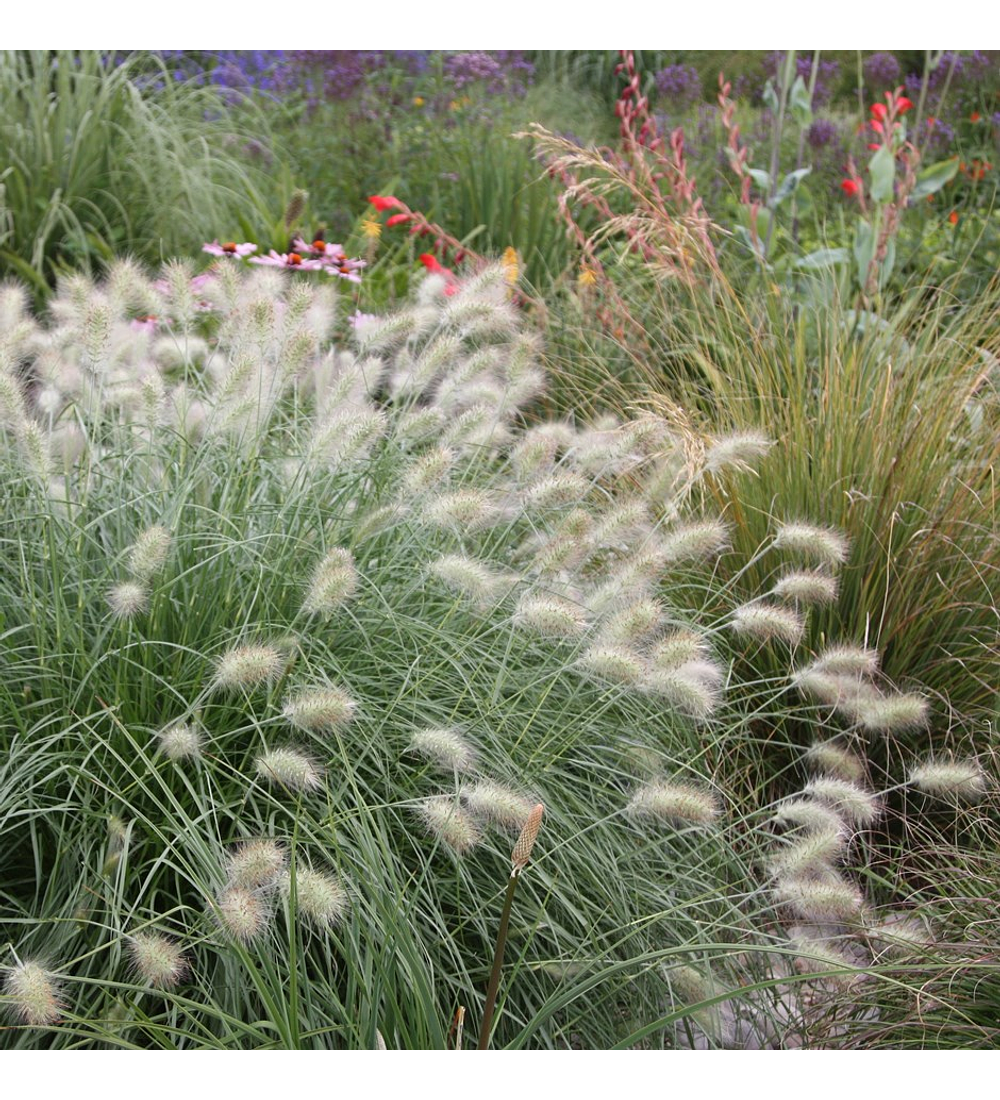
[412,96,426,107]
[361,216,382,240]
[577,266,598,288]
[501,247,519,286]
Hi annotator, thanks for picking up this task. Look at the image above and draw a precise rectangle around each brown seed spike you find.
[511,803,544,875]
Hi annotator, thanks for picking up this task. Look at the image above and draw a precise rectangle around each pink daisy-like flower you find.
[325,255,367,284]
[249,250,325,270]
[203,240,257,258]
[292,237,347,260]
[348,309,378,329]
[130,315,159,334]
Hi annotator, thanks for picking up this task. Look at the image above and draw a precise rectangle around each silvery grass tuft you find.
[0,258,989,1049]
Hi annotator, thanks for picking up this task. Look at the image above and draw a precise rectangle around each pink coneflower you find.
[202,240,257,258]
[325,255,367,284]
[249,250,325,270]
[292,237,345,259]
[348,310,378,329]
[130,315,158,334]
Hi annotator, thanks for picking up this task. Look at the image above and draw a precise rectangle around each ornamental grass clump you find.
[1,257,992,1049]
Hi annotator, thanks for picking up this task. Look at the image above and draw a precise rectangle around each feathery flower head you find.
[416,795,481,855]
[283,867,350,929]
[256,748,323,793]
[577,644,646,685]
[402,446,456,496]
[514,593,588,639]
[3,961,62,1026]
[772,798,848,835]
[770,827,846,877]
[599,599,664,647]
[429,554,508,607]
[214,885,271,944]
[730,602,805,646]
[805,741,866,783]
[704,430,772,473]
[772,570,839,605]
[811,645,880,678]
[128,931,188,989]
[521,472,591,511]
[157,723,202,762]
[650,630,710,670]
[804,778,881,826]
[127,525,171,580]
[501,247,519,286]
[853,691,930,734]
[226,839,287,889]
[908,759,986,801]
[659,520,730,565]
[283,685,355,734]
[772,522,849,566]
[409,727,477,774]
[642,664,722,720]
[626,779,720,826]
[303,547,358,615]
[107,581,149,621]
[424,490,500,533]
[464,779,534,831]
[868,915,934,956]
[775,873,863,923]
[213,644,284,691]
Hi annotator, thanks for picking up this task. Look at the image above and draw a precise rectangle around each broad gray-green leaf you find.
[868,146,895,204]
[911,157,960,200]
[762,80,779,115]
[790,76,813,126]
[747,168,772,192]
[774,167,812,207]
[795,247,849,270]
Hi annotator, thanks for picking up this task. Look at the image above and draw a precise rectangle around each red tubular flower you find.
[948,211,959,225]
[419,253,448,275]
[841,179,861,198]
[368,195,402,212]
[896,96,913,114]
[385,213,411,228]
[867,142,881,150]
[970,111,981,122]
[870,119,884,135]
[870,103,888,121]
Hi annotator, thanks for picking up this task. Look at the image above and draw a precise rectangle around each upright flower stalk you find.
[477,803,544,1050]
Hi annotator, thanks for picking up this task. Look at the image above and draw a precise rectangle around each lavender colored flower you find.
[763,53,841,108]
[863,52,901,91]
[654,64,702,108]
[806,118,839,149]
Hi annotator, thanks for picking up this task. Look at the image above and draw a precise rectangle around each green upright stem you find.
[477,871,519,1050]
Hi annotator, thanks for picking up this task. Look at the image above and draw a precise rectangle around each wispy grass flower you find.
[283,685,355,734]
[416,795,481,855]
[804,778,881,826]
[302,548,358,615]
[772,522,849,566]
[128,931,188,989]
[157,723,202,761]
[730,602,805,646]
[214,886,272,944]
[626,779,719,826]
[908,759,987,801]
[464,779,534,831]
[805,741,865,783]
[771,571,839,605]
[577,645,645,685]
[3,961,62,1026]
[283,867,350,930]
[255,748,323,793]
[226,839,287,889]
[514,593,588,639]
[409,728,477,774]
[107,581,148,620]
[127,525,171,580]
[213,644,285,692]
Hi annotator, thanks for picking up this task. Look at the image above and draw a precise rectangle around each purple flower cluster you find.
[806,118,840,150]
[654,64,703,108]
[442,51,533,96]
[863,52,901,92]
[907,50,996,114]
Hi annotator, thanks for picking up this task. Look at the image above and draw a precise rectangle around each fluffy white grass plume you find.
[770,827,847,877]
[429,554,510,608]
[730,603,805,646]
[772,522,849,566]
[416,795,481,855]
[213,644,285,691]
[521,472,591,510]
[255,748,323,793]
[214,886,272,944]
[514,593,588,639]
[805,741,866,783]
[577,645,646,685]
[424,489,500,533]
[659,520,730,564]
[598,599,664,647]
[302,547,358,615]
[851,691,930,734]
[128,931,188,989]
[704,430,772,473]
[409,727,477,774]
[811,645,880,677]
[157,723,202,761]
[127,525,171,585]
[650,630,711,670]
[772,798,847,835]
[107,581,148,621]
[775,873,863,922]
[803,778,881,826]
[908,759,987,801]
[642,664,722,720]
[771,571,839,605]
[283,685,356,733]
[3,961,62,1026]
[283,867,350,929]
[626,779,720,826]
[401,446,455,496]
[226,839,287,889]
[463,779,534,831]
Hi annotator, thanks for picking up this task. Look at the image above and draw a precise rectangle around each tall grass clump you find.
[1,256,994,1049]
[0,51,274,296]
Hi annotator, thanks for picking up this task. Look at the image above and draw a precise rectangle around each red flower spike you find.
[385,213,411,228]
[841,179,861,198]
[368,195,402,212]
[870,103,888,121]
[896,96,913,114]
[867,143,881,151]
[870,119,884,135]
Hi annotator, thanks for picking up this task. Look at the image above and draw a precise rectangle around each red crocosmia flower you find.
[926,116,937,127]
[970,111,981,122]
[896,96,913,114]
[948,211,959,225]
[870,119,884,135]
[867,143,881,151]
[419,253,447,275]
[841,179,861,197]
[385,213,411,227]
[368,195,402,212]
[870,102,888,121]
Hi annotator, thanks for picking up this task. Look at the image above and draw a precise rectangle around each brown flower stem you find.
[477,870,519,1050]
